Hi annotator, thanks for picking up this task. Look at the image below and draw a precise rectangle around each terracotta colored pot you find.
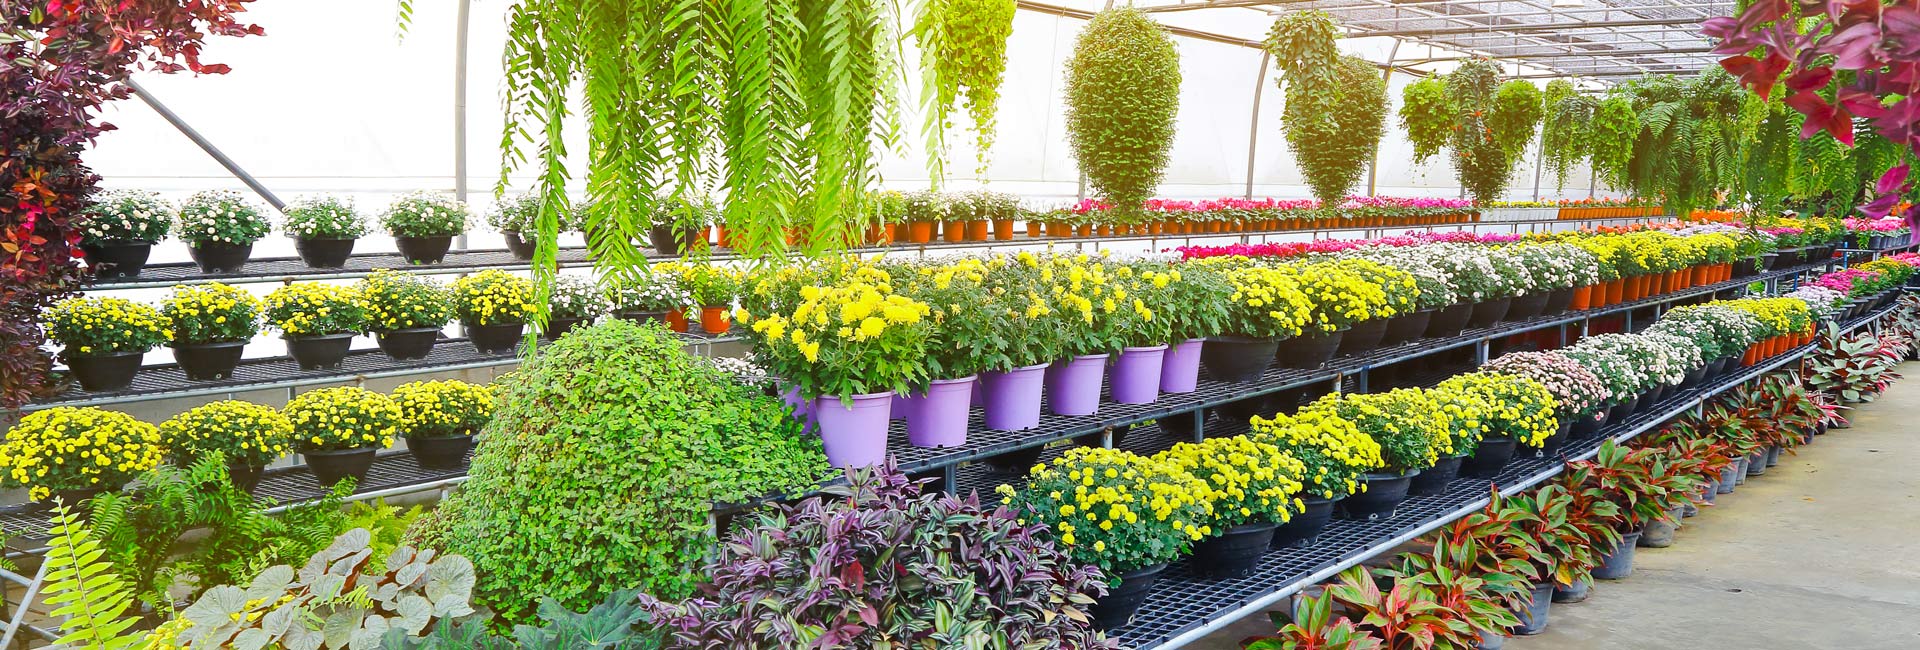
[1570,285,1594,310]
[943,221,966,243]
[967,220,990,241]
[1606,279,1625,304]
[994,219,1014,240]
[1097,224,1113,237]
[666,308,689,333]
[700,305,731,335]
[1149,222,1164,235]
[1077,224,1093,238]
[908,221,934,243]
[1027,221,1043,237]
[715,225,731,248]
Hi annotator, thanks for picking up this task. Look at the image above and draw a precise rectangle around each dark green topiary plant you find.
[415,319,830,623]
[1284,55,1388,208]
[1063,7,1181,213]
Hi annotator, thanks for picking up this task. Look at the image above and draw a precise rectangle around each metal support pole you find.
[127,79,284,211]
[1530,118,1547,201]
[1244,51,1271,200]
[455,0,472,249]
[1367,40,1402,197]
[0,562,47,649]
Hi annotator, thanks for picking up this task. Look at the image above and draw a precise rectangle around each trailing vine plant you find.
[0,1,261,409]
[1588,94,1640,191]
[1447,59,1512,203]
[1488,79,1545,161]
[1266,11,1387,208]
[1539,79,1597,191]
[1400,76,1453,165]
[915,0,1016,183]
[1063,7,1182,214]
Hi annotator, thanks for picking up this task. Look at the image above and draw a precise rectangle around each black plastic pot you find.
[303,446,377,490]
[285,333,355,370]
[409,434,475,470]
[80,240,154,278]
[1271,496,1336,549]
[1760,251,1783,271]
[1570,411,1603,440]
[543,316,589,341]
[649,225,701,256]
[1607,397,1639,424]
[1735,257,1759,277]
[1202,336,1278,383]
[228,461,265,494]
[1467,297,1512,328]
[468,322,526,354]
[395,235,454,265]
[1683,365,1707,388]
[1408,455,1464,496]
[1644,386,1668,408]
[504,231,536,260]
[981,446,1046,474]
[1337,318,1389,356]
[1592,531,1643,580]
[1091,563,1167,631]
[294,237,356,268]
[1511,581,1555,636]
[1338,470,1418,522]
[1381,309,1433,346]
[1767,443,1783,467]
[173,341,246,381]
[1746,449,1769,476]
[188,241,253,273]
[1536,421,1572,458]
[1542,287,1575,316]
[1552,578,1592,604]
[1507,291,1549,321]
[64,351,143,392]
[1426,303,1474,338]
[1275,329,1344,370]
[1191,521,1277,580]
[1461,436,1518,479]
[376,327,441,360]
[1214,394,1276,423]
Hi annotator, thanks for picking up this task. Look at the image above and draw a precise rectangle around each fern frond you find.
[42,505,143,649]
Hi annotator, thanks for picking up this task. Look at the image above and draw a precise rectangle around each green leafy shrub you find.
[1284,55,1387,208]
[1063,7,1181,213]
[1400,77,1453,165]
[1488,79,1544,160]
[418,319,830,622]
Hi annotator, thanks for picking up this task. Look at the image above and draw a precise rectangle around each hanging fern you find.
[1284,55,1388,207]
[916,0,1016,182]
[1399,76,1452,165]
[1488,80,1545,161]
[1619,70,1744,217]
[1063,7,1182,213]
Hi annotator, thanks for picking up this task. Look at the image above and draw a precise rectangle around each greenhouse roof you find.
[1064,0,1733,82]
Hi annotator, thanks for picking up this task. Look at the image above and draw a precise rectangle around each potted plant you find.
[1153,436,1307,579]
[158,400,292,493]
[176,190,272,273]
[285,386,400,489]
[902,189,944,244]
[381,192,470,265]
[77,189,171,278]
[161,283,263,381]
[282,195,369,268]
[1482,351,1608,440]
[451,269,534,354]
[749,280,931,467]
[357,270,454,360]
[1562,338,1654,422]
[675,263,741,335]
[264,282,368,370]
[488,193,541,260]
[1441,373,1559,477]
[1201,265,1311,382]
[1414,382,1490,496]
[391,379,494,470]
[998,447,1212,630]
[648,195,716,255]
[892,258,995,448]
[1156,263,1234,394]
[1327,259,1416,356]
[972,253,1070,435]
[1044,255,1126,417]
[44,296,171,391]
[605,272,692,325]
[1280,262,1388,368]
[1302,389,1442,521]
[1249,408,1380,548]
[546,275,608,340]
[1103,262,1184,405]
[0,407,164,504]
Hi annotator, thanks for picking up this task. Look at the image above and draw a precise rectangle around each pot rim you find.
[302,445,379,457]
[172,340,249,349]
[65,349,148,359]
[377,326,446,335]
[284,332,358,342]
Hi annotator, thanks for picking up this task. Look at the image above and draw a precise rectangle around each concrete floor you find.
[1194,363,1920,650]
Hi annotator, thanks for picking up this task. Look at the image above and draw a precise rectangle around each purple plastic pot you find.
[813,391,893,468]
[1111,345,1168,404]
[1046,354,1109,416]
[982,362,1049,431]
[779,384,816,434]
[891,392,910,420]
[1159,338,1205,394]
[907,376,975,448]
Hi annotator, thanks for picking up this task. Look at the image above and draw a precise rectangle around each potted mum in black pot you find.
[158,400,292,493]
[76,189,172,278]
[283,195,369,268]
[451,269,534,354]
[489,192,541,260]
[176,190,272,274]
[160,282,263,381]
[391,379,495,470]
[381,192,470,265]
[45,296,171,392]
[285,386,400,490]
[546,275,608,340]
[356,270,454,360]
[264,282,369,371]
[1154,435,1308,580]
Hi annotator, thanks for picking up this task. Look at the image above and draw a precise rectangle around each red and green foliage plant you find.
[0,1,261,408]
[1380,541,1527,647]
[1807,326,1907,403]
[1241,589,1382,650]
[1320,566,1459,650]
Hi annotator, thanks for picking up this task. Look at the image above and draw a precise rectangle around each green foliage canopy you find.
[1064,7,1182,213]
[1284,55,1389,207]
[916,0,1017,181]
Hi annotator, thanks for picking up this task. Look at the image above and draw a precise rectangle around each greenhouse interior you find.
[6,0,1920,647]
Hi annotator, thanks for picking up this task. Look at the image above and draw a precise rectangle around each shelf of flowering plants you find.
[713,259,1834,515]
[85,214,1670,290]
[21,330,738,413]
[1114,340,1827,650]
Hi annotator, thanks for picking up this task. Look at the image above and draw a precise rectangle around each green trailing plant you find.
[1539,80,1597,191]
[915,0,1017,181]
[1063,7,1182,213]
[1447,59,1512,204]
[1620,70,1745,217]
[1283,55,1388,208]
[417,320,830,623]
[1589,94,1640,190]
[1399,76,1453,165]
[1488,79,1544,161]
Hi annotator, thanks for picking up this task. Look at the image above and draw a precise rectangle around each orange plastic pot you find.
[695,226,713,249]
[1076,224,1094,238]
[943,221,966,243]
[1027,221,1043,238]
[1047,223,1071,238]
[666,308,689,333]
[700,306,731,335]
[715,225,732,248]
[993,219,1015,240]
[1097,224,1113,237]
[908,221,934,244]
[1571,285,1594,311]
[1148,222,1164,236]
[966,220,989,241]
[1606,279,1625,304]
